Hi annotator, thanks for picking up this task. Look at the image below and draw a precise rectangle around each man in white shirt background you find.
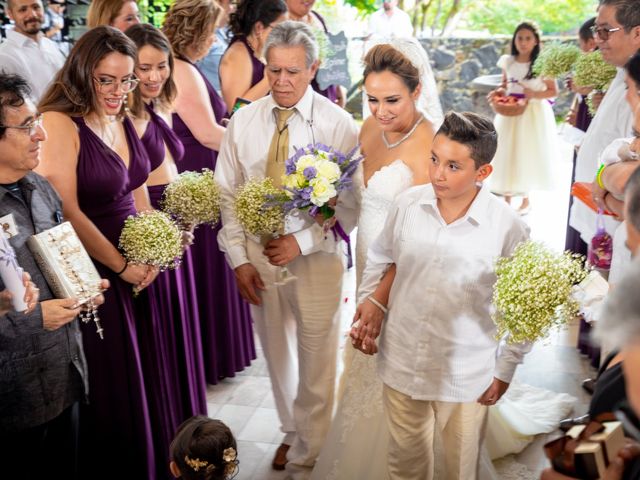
[569,0,639,251]
[368,0,414,39]
[0,0,65,102]
[215,21,358,480]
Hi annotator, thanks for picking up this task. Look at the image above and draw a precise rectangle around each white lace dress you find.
[310,160,577,480]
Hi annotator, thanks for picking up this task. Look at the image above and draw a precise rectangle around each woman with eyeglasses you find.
[163,0,257,386]
[218,0,287,113]
[87,0,141,31]
[37,26,162,480]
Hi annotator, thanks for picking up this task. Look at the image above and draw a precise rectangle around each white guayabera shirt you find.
[0,29,65,102]
[215,86,359,269]
[359,183,532,402]
[570,69,633,244]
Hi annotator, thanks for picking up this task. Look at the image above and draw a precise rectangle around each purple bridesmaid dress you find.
[173,60,256,384]
[137,103,208,477]
[72,115,156,480]
[228,35,264,90]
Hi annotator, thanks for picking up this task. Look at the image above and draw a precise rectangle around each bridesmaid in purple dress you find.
[126,23,208,477]
[219,0,287,114]
[38,27,160,480]
[163,0,256,384]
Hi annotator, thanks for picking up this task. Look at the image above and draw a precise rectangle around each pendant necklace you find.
[382,114,424,149]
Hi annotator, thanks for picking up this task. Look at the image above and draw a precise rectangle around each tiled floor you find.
[206,134,597,479]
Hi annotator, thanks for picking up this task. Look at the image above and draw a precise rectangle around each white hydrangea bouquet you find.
[492,241,589,344]
[161,168,221,230]
[282,143,362,221]
[119,211,183,271]
[532,42,581,78]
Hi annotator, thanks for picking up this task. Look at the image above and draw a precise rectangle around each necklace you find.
[381,114,424,149]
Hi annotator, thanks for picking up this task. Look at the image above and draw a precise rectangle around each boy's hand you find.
[477,377,510,406]
[351,300,385,342]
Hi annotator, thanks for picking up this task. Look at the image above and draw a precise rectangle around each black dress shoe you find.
[582,378,596,395]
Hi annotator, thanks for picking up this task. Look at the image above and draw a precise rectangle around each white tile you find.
[214,404,256,436]
[237,407,283,444]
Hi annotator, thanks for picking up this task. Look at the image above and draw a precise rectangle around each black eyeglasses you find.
[590,25,622,41]
[0,113,43,136]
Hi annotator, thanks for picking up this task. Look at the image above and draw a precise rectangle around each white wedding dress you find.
[310,161,578,480]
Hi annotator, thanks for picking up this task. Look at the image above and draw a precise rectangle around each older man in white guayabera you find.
[215,20,359,479]
[570,0,640,257]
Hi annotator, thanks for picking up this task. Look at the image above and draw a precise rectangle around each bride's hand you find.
[351,299,385,342]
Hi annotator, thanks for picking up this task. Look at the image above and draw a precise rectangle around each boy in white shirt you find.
[354,111,532,480]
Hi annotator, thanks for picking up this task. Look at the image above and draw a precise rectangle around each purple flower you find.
[303,166,317,180]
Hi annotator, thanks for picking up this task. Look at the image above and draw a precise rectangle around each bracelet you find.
[367,296,388,315]
[596,163,607,190]
[116,258,128,275]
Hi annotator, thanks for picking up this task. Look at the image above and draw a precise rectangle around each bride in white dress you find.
[311,38,576,480]
[310,37,442,480]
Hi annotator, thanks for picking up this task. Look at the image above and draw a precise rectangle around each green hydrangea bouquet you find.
[492,241,588,344]
[532,42,581,78]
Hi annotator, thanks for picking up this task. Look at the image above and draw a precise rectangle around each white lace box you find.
[27,221,102,306]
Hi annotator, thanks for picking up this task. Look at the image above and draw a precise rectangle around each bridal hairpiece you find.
[184,447,239,477]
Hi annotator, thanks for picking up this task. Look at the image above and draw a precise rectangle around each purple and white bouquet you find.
[282,143,362,221]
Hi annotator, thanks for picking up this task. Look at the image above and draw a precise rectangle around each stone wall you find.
[419,36,574,119]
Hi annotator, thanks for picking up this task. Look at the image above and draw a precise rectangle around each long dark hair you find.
[125,23,177,116]
[39,26,137,117]
[510,21,541,79]
[228,0,287,38]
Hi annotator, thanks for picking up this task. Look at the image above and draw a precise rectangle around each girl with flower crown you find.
[170,416,239,480]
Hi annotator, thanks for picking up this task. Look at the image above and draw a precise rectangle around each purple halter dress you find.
[72,115,156,480]
[172,60,256,384]
[228,35,265,90]
[137,103,208,477]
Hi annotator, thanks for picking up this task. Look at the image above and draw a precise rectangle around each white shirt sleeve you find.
[215,117,250,270]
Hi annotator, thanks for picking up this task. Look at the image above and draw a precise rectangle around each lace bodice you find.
[355,159,414,286]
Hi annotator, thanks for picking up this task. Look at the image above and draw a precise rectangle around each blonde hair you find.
[87,0,129,28]
[162,0,222,59]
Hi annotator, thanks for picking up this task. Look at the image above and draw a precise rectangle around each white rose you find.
[315,159,341,183]
[310,177,337,206]
[295,154,317,173]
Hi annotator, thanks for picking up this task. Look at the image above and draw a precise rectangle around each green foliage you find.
[465,0,597,35]
[340,0,377,16]
[139,0,174,27]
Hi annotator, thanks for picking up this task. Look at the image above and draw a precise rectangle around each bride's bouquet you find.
[282,143,362,221]
[492,241,588,344]
[161,169,221,230]
[119,211,184,271]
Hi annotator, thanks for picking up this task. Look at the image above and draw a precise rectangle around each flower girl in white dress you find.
[490,21,558,214]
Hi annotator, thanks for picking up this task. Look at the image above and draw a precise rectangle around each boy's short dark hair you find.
[436,111,498,168]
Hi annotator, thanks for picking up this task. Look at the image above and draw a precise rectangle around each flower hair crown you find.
[184,447,238,476]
